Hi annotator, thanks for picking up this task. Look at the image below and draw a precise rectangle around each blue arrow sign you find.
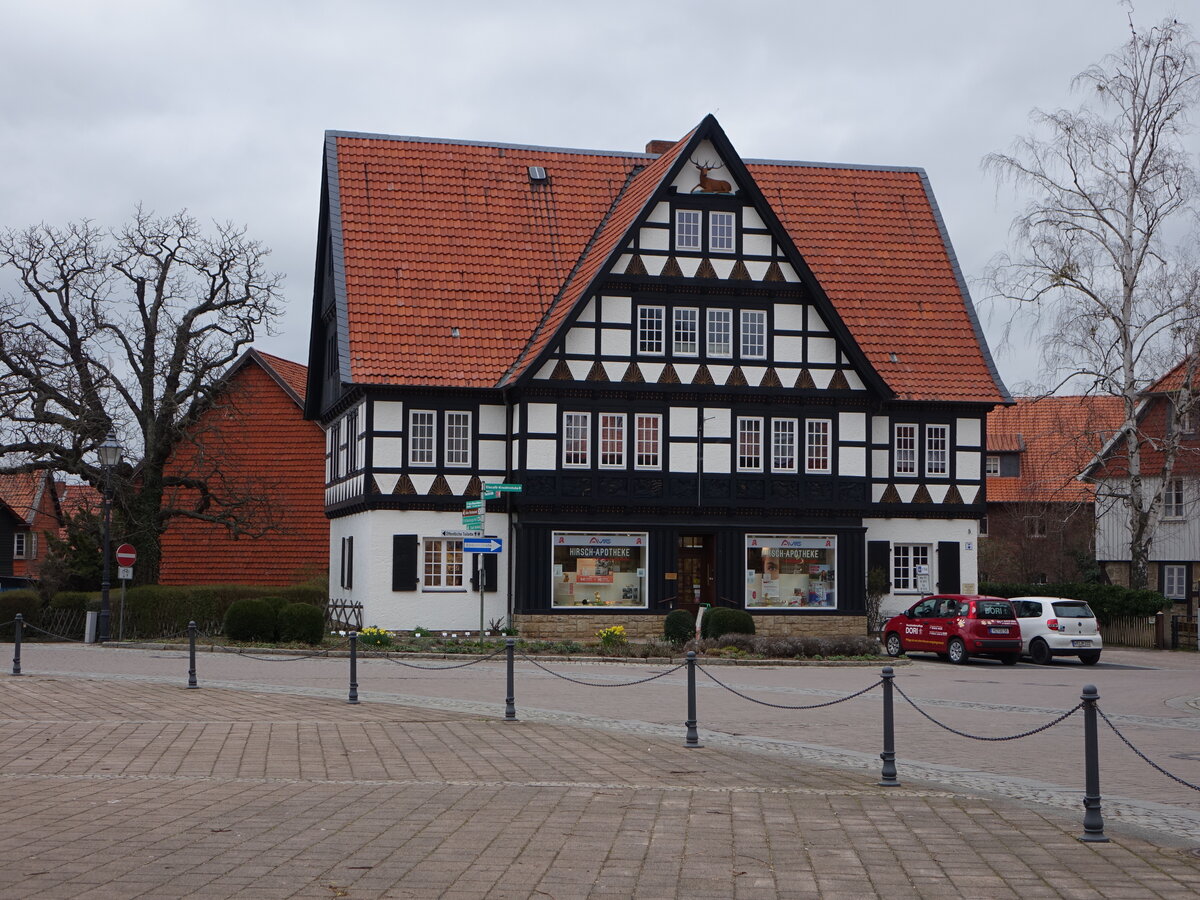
[464,537,503,553]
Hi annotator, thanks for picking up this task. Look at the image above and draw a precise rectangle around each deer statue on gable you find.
[689,158,732,194]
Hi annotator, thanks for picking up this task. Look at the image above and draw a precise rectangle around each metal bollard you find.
[12,614,23,676]
[684,651,702,748]
[504,637,517,720]
[879,666,900,786]
[187,622,198,689]
[348,632,359,704]
[1079,684,1108,842]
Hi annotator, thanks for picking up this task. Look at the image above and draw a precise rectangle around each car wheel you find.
[1000,653,1019,666]
[1029,638,1053,665]
[884,632,903,658]
[947,638,969,665]
[1078,651,1101,666]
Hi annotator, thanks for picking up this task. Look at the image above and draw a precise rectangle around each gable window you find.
[710,211,735,253]
[599,413,626,468]
[893,544,930,592]
[1163,564,1187,600]
[806,419,832,473]
[985,455,1000,476]
[423,538,464,590]
[740,310,767,359]
[13,532,36,560]
[445,411,472,467]
[1163,478,1185,519]
[345,409,359,473]
[635,413,662,469]
[772,419,797,473]
[737,417,763,472]
[637,306,665,355]
[409,410,436,466]
[926,424,949,477]
[707,309,732,357]
[894,424,917,476]
[563,412,590,467]
[675,209,701,250]
[673,308,699,356]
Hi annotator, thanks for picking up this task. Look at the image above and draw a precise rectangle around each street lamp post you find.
[97,429,123,643]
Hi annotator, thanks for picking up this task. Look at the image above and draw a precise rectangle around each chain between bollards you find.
[11,614,22,676]
[187,621,198,689]
[347,632,359,704]
[1079,684,1108,842]
[879,666,899,786]
[504,637,517,720]
[684,651,702,748]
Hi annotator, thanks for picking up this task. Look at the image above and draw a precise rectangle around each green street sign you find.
[464,499,485,509]
[484,483,523,493]
[462,516,484,529]
[481,489,500,500]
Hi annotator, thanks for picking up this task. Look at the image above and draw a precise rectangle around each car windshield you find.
[974,601,1014,619]
[1051,601,1094,618]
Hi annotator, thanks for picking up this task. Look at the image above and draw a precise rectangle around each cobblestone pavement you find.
[1,653,1199,898]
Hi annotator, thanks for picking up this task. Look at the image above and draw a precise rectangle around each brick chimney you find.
[645,140,675,155]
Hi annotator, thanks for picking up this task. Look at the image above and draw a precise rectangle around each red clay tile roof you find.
[327,117,1006,404]
[1146,357,1199,395]
[254,350,308,405]
[986,396,1123,503]
[56,482,101,522]
[0,472,41,524]
[159,354,326,587]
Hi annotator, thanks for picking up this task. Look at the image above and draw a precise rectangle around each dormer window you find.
[675,210,701,250]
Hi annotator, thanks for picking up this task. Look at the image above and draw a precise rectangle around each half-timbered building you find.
[305,115,1010,637]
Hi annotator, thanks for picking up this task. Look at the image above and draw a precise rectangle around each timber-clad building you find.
[305,115,1011,637]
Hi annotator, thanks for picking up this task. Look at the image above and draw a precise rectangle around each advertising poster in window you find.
[745,535,836,609]
[552,532,648,608]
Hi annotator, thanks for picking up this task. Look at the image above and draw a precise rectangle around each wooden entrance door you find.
[677,534,715,613]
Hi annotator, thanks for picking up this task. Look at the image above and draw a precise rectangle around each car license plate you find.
[989,627,1010,635]
[1071,640,1093,648]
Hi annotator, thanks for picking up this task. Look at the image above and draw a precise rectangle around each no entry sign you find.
[115,544,137,567]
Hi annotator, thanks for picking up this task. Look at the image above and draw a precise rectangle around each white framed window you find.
[562,412,590,467]
[771,419,797,473]
[635,413,662,469]
[926,424,949,477]
[737,417,763,472]
[675,209,701,250]
[893,544,930,592]
[1163,564,1188,600]
[552,531,648,608]
[709,211,735,253]
[345,409,359,473]
[409,410,436,466]
[327,420,341,481]
[707,308,732,357]
[806,419,832,473]
[1163,478,1185,519]
[894,424,917,476]
[637,306,665,355]
[13,533,36,560]
[445,411,471,467]
[740,309,767,359]
[423,538,464,590]
[599,413,626,468]
[985,455,1000,476]
[673,307,699,356]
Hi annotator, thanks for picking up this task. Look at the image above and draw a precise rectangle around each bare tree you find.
[986,16,1200,589]
[0,208,283,581]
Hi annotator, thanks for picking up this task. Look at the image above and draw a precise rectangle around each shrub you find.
[663,609,695,644]
[223,598,278,643]
[357,626,393,648]
[277,602,325,645]
[701,607,755,639]
[49,591,94,611]
[0,590,43,635]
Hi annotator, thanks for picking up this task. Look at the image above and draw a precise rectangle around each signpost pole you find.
[479,502,486,637]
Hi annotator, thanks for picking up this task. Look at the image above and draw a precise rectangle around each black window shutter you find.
[469,553,498,592]
[392,534,418,591]
[937,541,960,594]
[345,535,353,590]
[867,540,890,584]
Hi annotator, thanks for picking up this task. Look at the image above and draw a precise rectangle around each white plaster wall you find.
[565,327,593,356]
[955,451,981,480]
[704,442,731,473]
[601,296,631,323]
[526,403,557,434]
[647,201,670,224]
[774,335,804,365]
[479,405,506,436]
[600,329,630,357]
[775,304,804,332]
[639,227,669,252]
[871,416,890,445]
[863,517,982,619]
[373,436,404,466]
[703,408,731,438]
[956,417,981,446]
[478,439,506,470]
[742,207,766,230]
[670,407,698,437]
[808,337,837,364]
[839,412,866,443]
[577,297,597,323]
[374,400,405,432]
[807,309,829,332]
[742,234,773,257]
[838,446,866,477]
[526,439,557,470]
[670,442,698,472]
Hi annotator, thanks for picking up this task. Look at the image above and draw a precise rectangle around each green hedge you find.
[663,609,695,645]
[277,602,325,645]
[701,607,756,639]
[224,598,279,642]
[106,583,326,639]
[980,582,1170,623]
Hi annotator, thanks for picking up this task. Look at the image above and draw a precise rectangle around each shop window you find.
[740,310,766,359]
[893,544,930,593]
[1162,478,1185,519]
[562,412,590,467]
[445,411,472,467]
[409,410,436,466]
[637,306,665,355]
[805,419,831,474]
[710,211,735,252]
[552,532,647,608]
[926,424,949,477]
[675,210,701,250]
[894,424,917,476]
[707,309,732,357]
[423,538,464,590]
[673,307,699,356]
[737,417,763,472]
[599,413,626,468]
[635,414,662,469]
[745,534,837,609]
[771,419,797,473]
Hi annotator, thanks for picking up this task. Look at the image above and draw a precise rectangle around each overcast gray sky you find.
[2,0,1192,394]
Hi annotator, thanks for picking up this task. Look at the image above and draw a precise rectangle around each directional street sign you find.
[464,499,485,509]
[464,537,503,553]
[443,530,482,537]
[481,489,500,500]
[462,516,484,530]
[484,483,523,493]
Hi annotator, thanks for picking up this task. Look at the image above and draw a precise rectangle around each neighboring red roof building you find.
[158,349,327,587]
[0,470,62,579]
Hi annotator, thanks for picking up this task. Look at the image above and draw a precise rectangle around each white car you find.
[1009,596,1103,665]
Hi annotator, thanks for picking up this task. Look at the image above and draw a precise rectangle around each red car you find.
[883,594,1022,665]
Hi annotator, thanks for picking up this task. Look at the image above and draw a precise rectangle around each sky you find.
[1,0,1193,396]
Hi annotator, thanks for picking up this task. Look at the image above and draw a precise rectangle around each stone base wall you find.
[514,613,866,642]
